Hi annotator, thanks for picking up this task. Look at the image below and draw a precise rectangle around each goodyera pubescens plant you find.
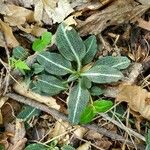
[29,23,131,124]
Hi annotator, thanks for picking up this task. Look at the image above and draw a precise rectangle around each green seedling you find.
[30,23,131,124]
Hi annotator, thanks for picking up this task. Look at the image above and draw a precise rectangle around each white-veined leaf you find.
[68,81,90,124]
[32,74,67,96]
[82,35,97,64]
[56,23,86,65]
[81,65,124,83]
[37,51,73,76]
[95,56,131,70]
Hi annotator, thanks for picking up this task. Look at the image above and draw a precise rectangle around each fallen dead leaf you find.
[0,4,34,26]
[33,0,74,24]
[18,25,47,37]
[49,119,72,144]
[0,19,19,48]
[13,81,60,110]
[77,142,91,150]
[137,18,150,31]
[116,84,150,120]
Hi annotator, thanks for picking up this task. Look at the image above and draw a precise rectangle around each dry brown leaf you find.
[18,25,47,37]
[0,4,34,26]
[116,84,150,120]
[0,32,5,47]
[8,119,27,150]
[0,19,19,48]
[49,119,71,144]
[76,0,149,35]
[13,82,60,110]
[137,18,150,31]
[77,142,91,150]
[33,0,73,24]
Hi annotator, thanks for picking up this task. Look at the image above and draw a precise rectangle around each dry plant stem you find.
[100,113,146,142]
[7,92,134,147]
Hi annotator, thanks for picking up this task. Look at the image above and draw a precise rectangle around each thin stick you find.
[7,92,135,147]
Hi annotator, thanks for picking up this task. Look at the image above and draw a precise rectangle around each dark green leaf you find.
[32,32,52,52]
[81,65,124,83]
[0,144,4,150]
[80,105,96,124]
[25,143,47,150]
[93,100,113,112]
[67,74,78,82]
[12,46,29,60]
[37,52,73,76]
[90,86,104,96]
[17,105,40,122]
[95,56,131,70]
[32,63,44,74]
[32,74,67,96]
[56,23,86,65]
[68,81,90,124]
[82,35,97,64]
[80,76,92,89]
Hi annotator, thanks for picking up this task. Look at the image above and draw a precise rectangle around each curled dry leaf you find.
[76,0,149,35]
[116,84,150,120]
[18,25,47,37]
[0,4,34,26]
[13,82,60,110]
[7,119,27,150]
[0,19,19,48]
[77,142,91,150]
[34,0,74,23]
[49,119,71,144]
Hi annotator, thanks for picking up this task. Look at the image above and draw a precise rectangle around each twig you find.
[6,92,135,147]
[100,113,145,142]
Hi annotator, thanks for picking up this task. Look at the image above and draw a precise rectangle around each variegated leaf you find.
[95,56,131,70]
[81,65,124,83]
[37,51,73,76]
[56,23,86,69]
[32,74,67,96]
[68,81,90,124]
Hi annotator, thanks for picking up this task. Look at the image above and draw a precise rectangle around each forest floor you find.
[0,0,150,150]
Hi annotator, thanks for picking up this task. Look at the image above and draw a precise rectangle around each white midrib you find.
[61,25,81,70]
[38,54,73,73]
[112,61,128,68]
[72,85,81,123]
[81,73,121,78]
[38,79,65,90]
[24,108,36,121]
[85,37,94,55]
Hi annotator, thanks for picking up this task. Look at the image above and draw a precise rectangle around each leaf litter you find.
[0,0,150,149]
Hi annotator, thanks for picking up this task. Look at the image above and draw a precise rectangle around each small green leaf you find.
[80,105,96,124]
[15,60,30,70]
[32,32,52,52]
[32,63,44,74]
[95,56,131,70]
[68,81,90,124]
[17,105,40,122]
[56,23,86,69]
[32,74,67,96]
[12,46,29,60]
[82,35,97,64]
[81,65,124,83]
[25,143,47,150]
[0,144,4,150]
[93,100,113,113]
[37,52,73,76]
[90,86,104,96]
[80,76,92,89]
[67,74,78,82]
[61,145,75,150]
